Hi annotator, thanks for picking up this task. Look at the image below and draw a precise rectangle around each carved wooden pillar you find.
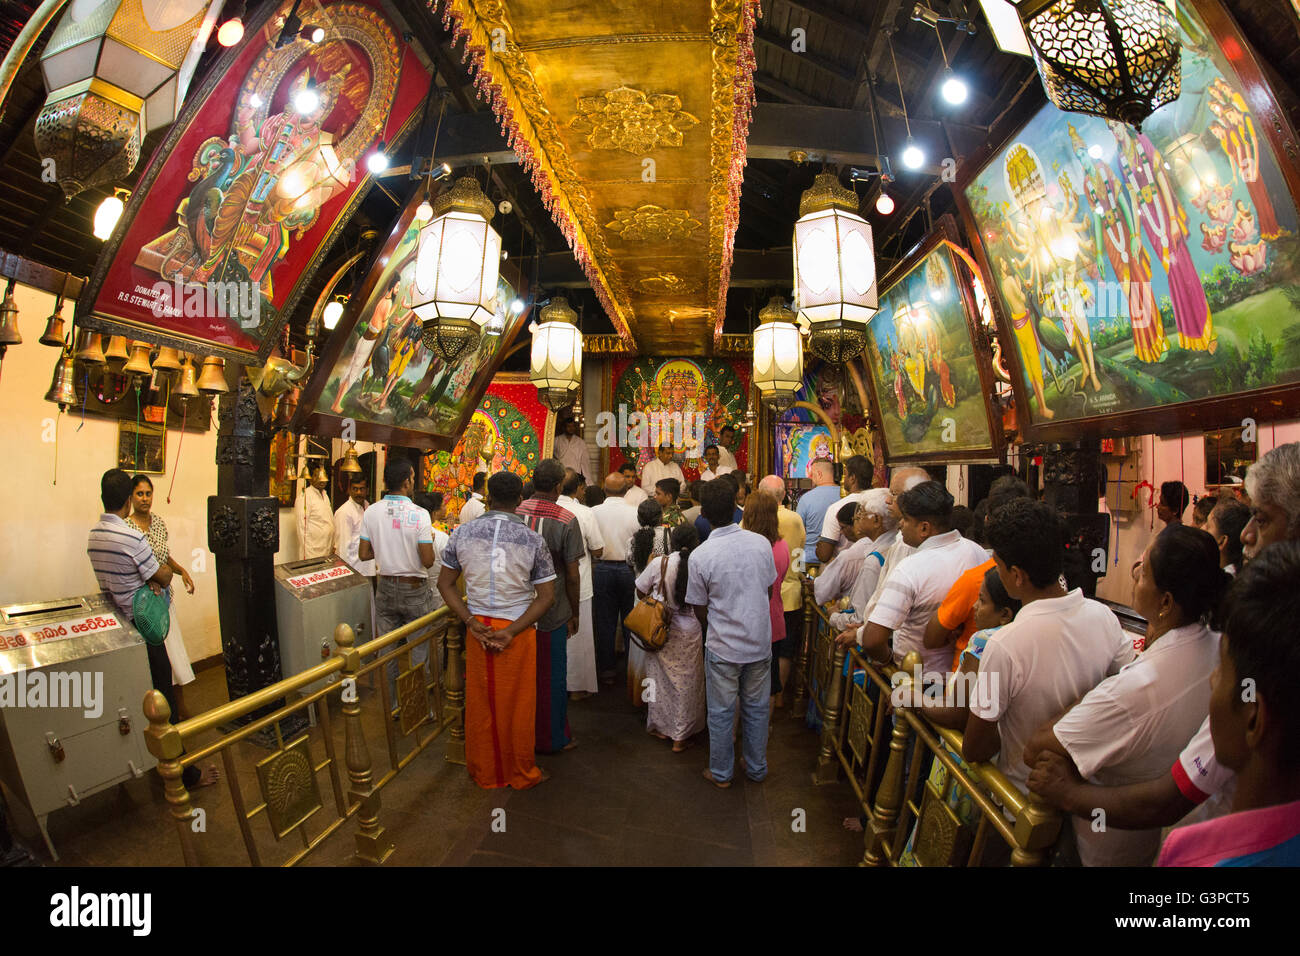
[209,377,289,723]
[1041,439,1107,598]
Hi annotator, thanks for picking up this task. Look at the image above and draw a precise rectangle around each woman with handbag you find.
[634,523,706,751]
[626,500,671,706]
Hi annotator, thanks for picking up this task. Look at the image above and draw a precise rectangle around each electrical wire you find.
[887,34,912,140]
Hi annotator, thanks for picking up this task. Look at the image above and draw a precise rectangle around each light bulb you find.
[93,193,125,240]
[217,18,244,47]
[323,300,344,330]
[415,199,433,222]
[940,70,968,106]
[875,191,895,215]
[501,249,508,260]
[1088,144,1104,159]
[294,81,319,115]
[902,139,924,170]
[307,25,325,43]
[366,146,388,174]
[510,298,526,315]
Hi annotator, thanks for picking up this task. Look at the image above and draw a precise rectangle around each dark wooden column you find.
[1041,439,1110,598]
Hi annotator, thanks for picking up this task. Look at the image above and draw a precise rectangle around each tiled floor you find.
[8,663,866,867]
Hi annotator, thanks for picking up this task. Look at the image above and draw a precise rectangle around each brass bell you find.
[153,346,182,371]
[0,281,20,347]
[340,441,363,476]
[39,296,66,347]
[44,346,78,411]
[196,355,229,394]
[274,387,299,429]
[310,462,329,484]
[175,354,200,398]
[104,335,129,363]
[74,330,106,364]
[123,340,153,376]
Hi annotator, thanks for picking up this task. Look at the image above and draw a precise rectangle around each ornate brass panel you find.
[913,780,974,867]
[570,86,699,152]
[606,205,703,241]
[397,663,431,737]
[847,681,874,764]
[255,735,323,840]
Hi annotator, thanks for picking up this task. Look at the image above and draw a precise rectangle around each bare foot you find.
[1041,406,1055,420]
[196,764,220,788]
[703,769,731,789]
[649,730,670,740]
[843,816,864,832]
[672,739,694,752]
[562,739,578,751]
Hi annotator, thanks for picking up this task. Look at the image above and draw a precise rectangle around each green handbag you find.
[132,586,171,647]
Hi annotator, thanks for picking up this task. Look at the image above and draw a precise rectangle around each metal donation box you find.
[273,556,373,694]
[0,592,156,860]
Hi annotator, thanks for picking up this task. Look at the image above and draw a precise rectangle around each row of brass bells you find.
[196,355,229,394]
[75,331,106,364]
[104,335,129,363]
[39,296,66,347]
[175,354,200,398]
[122,340,153,376]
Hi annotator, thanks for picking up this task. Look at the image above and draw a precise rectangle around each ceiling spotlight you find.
[875,191,896,215]
[366,144,389,174]
[901,138,925,170]
[941,69,969,105]
[306,24,325,43]
[510,298,526,315]
[93,190,127,240]
[293,77,319,115]
[432,161,452,181]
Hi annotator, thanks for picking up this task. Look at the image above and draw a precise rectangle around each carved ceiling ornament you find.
[636,273,702,296]
[606,205,702,242]
[570,86,699,153]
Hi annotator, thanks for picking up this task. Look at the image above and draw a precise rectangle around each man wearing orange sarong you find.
[438,472,556,790]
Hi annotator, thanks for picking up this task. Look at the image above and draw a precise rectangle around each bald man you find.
[760,475,807,701]
[590,471,641,683]
[796,459,842,568]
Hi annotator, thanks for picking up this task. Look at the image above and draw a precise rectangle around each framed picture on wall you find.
[955,0,1300,442]
[118,420,166,475]
[857,215,1002,464]
[75,0,433,364]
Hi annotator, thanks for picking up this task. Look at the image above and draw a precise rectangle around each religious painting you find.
[118,420,166,475]
[270,430,296,508]
[859,219,1001,464]
[958,0,1300,440]
[297,190,530,449]
[77,0,432,363]
[420,377,554,520]
[608,357,750,480]
[774,423,834,481]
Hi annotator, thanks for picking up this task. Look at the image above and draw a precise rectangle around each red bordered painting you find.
[76,0,432,364]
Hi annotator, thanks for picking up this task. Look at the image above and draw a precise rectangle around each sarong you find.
[567,598,597,693]
[535,624,572,753]
[465,616,543,789]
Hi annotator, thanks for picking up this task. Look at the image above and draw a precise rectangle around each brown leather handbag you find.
[623,555,672,652]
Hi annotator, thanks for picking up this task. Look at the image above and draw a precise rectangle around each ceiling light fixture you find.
[887,34,925,173]
[293,77,319,115]
[367,144,389,174]
[217,1,246,47]
[93,189,129,240]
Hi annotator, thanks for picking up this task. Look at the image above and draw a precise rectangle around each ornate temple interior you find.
[2,0,1300,885]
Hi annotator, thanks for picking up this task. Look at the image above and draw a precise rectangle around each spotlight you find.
[306,24,325,43]
[501,249,508,260]
[366,144,389,174]
[293,77,319,115]
[93,191,126,240]
[940,69,968,105]
[901,138,925,170]
[875,191,896,215]
[432,161,452,181]
[510,298,526,315]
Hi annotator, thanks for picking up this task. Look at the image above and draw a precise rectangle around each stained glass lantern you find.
[1017,0,1181,129]
[752,296,802,411]
[411,177,502,363]
[530,297,582,411]
[792,173,878,363]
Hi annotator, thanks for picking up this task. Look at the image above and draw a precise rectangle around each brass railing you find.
[143,607,463,866]
[804,600,1063,866]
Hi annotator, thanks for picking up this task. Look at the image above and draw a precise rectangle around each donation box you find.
[0,592,156,860]
[273,556,373,695]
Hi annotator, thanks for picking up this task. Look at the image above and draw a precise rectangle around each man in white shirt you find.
[590,472,643,683]
[856,481,989,678]
[558,471,604,697]
[829,489,893,631]
[641,441,686,495]
[813,501,873,606]
[297,468,335,559]
[815,455,874,564]
[965,498,1135,792]
[334,474,376,579]
[716,425,740,472]
[553,416,593,484]
[414,492,451,611]
[699,444,735,482]
[457,471,487,526]
[619,462,648,507]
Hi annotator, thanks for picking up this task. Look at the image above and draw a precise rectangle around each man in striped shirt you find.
[87,469,216,789]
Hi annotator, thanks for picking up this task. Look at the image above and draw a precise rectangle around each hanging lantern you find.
[752,296,803,411]
[1017,0,1180,129]
[410,177,502,363]
[792,172,878,362]
[275,132,349,209]
[34,1,222,197]
[529,297,583,411]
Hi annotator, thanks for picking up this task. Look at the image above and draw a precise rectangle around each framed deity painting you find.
[76,0,433,364]
[956,0,1300,442]
[295,189,532,450]
[857,216,1002,464]
[774,423,834,480]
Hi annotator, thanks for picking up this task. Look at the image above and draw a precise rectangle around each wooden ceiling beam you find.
[754,74,823,106]
[753,32,857,84]
[774,0,873,47]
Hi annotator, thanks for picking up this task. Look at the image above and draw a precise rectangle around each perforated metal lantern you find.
[411,177,502,362]
[792,173,878,362]
[752,296,802,411]
[1017,0,1180,129]
[35,0,222,197]
[529,297,582,411]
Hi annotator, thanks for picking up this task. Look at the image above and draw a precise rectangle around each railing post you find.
[792,577,815,715]
[862,653,918,867]
[443,619,467,765]
[1011,793,1064,867]
[812,640,847,784]
[143,690,199,866]
[336,623,393,864]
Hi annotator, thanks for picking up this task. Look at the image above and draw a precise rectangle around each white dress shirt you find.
[554,433,594,483]
[558,494,605,601]
[820,490,866,549]
[699,465,735,482]
[624,484,648,508]
[457,492,486,526]
[297,484,335,559]
[717,445,738,471]
[813,536,873,606]
[830,528,896,631]
[640,458,685,494]
[856,536,916,639]
[426,527,450,608]
[590,496,642,562]
[334,497,375,576]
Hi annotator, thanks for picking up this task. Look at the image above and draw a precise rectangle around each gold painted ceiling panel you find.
[438,0,760,353]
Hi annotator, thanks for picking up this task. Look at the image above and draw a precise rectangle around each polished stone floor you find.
[9,662,865,867]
